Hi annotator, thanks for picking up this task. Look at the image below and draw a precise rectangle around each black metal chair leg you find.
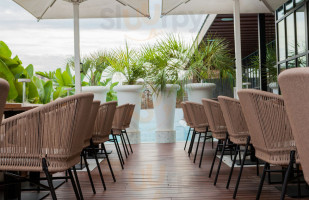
[209,139,220,178]
[233,136,250,199]
[214,134,228,185]
[297,164,301,198]
[102,143,116,182]
[184,127,191,150]
[188,129,196,156]
[91,141,107,190]
[72,166,84,200]
[280,150,295,200]
[124,130,133,153]
[122,133,130,156]
[114,135,125,165]
[42,158,57,200]
[256,163,269,200]
[199,132,207,168]
[212,137,214,149]
[226,145,239,189]
[82,152,96,194]
[193,132,201,163]
[67,169,81,200]
[119,134,128,158]
[256,154,260,176]
[113,135,124,169]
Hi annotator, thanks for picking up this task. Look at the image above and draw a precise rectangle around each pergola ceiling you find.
[205,14,275,58]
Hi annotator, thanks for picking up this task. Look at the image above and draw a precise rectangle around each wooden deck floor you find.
[47,142,309,200]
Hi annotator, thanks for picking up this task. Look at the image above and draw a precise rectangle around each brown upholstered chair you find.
[238,89,299,200]
[0,79,9,124]
[88,101,117,188]
[219,96,258,199]
[111,104,130,169]
[202,98,232,186]
[180,102,194,151]
[279,68,309,196]
[0,93,94,200]
[185,102,212,167]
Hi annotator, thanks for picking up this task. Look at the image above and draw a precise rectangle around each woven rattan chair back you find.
[279,68,309,182]
[185,101,208,132]
[0,93,93,172]
[83,100,100,148]
[202,98,227,140]
[218,96,249,145]
[124,104,135,129]
[112,104,130,135]
[238,89,296,165]
[92,101,117,144]
[0,79,9,124]
[181,102,193,127]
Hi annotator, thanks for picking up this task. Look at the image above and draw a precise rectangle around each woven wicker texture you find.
[0,79,9,125]
[238,89,298,165]
[279,68,309,182]
[0,93,94,172]
[218,96,249,145]
[124,104,135,129]
[83,101,100,148]
[185,101,208,133]
[112,104,130,135]
[181,102,193,127]
[92,101,117,145]
[202,99,227,140]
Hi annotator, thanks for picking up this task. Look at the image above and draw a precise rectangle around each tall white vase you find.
[186,83,216,103]
[152,84,180,143]
[114,85,143,144]
[82,86,109,103]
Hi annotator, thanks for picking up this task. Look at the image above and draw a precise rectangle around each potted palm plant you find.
[186,36,234,102]
[70,51,111,102]
[109,43,146,144]
[142,35,189,143]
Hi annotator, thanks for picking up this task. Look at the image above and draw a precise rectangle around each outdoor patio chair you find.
[185,101,212,167]
[89,101,117,186]
[279,68,309,192]
[202,98,234,186]
[218,96,259,199]
[238,89,299,200]
[111,104,130,169]
[121,104,135,155]
[180,102,194,151]
[0,79,9,124]
[0,93,94,200]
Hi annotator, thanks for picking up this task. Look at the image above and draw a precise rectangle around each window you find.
[286,14,295,57]
[297,56,307,67]
[296,6,306,53]
[287,59,296,68]
[278,20,286,61]
[285,0,294,12]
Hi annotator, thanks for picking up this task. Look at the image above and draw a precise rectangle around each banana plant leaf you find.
[0,60,18,100]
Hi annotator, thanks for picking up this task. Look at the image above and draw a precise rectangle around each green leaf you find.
[55,68,65,86]
[62,71,73,86]
[43,81,53,104]
[27,81,39,103]
[32,76,44,102]
[0,59,18,100]
[0,41,12,59]
[26,64,34,78]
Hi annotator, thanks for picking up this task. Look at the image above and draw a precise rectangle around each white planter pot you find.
[269,82,279,94]
[152,84,180,143]
[114,85,143,144]
[82,86,109,103]
[186,83,216,103]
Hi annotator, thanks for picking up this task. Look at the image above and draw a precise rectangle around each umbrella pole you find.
[233,0,242,97]
[73,2,81,94]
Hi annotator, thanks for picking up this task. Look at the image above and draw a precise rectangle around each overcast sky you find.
[0,0,207,72]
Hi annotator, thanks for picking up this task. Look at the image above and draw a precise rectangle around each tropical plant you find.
[109,42,146,85]
[142,34,189,95]
[187,35,235,83]
[0,41,53,104]
[250,44,277,83]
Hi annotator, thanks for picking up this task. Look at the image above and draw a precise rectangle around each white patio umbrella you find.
[13,0,150,93]
[161,0,284,93]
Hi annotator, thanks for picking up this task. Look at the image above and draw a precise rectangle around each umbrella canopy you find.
[161,0,283,95]
[13,0,150,93]
[162,0,285,15]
